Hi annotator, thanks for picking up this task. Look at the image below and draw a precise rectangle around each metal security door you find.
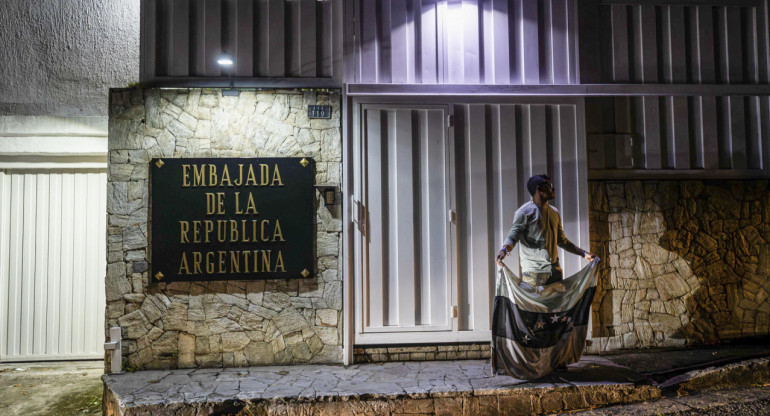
[0,168,107,361]
[353,104,455,344]
[451,102,589,334]
[350,98,590,346]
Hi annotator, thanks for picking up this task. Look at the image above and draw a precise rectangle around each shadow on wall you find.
[588,180,770,352]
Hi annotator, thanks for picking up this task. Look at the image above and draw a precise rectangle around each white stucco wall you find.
[0,0,140,117]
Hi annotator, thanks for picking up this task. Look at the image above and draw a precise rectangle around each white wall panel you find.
[0,169,107,361]
[351,0,578,84]
[587,95,769,173]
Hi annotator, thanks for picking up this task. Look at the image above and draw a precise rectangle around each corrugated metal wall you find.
[141,0,343,82]
[587,95,770,171]
[351,0,578,84]
[0,169,107,361]
[579,0,769,84]
[580,0,770,176]
[352,99,589,344]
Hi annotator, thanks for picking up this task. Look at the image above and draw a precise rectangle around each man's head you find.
[527,174,554,201]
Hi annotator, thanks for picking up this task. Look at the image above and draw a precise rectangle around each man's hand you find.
[495,249,508,265]
[584,252,597,262]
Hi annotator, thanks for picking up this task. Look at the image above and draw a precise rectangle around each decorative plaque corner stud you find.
[155,159,165,168]
[154,271,164,280]
[300,158,309,167]
[301,269,310,278]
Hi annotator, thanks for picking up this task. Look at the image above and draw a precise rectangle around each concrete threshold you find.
[103,356,660,416]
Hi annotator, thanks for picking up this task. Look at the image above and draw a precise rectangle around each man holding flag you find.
[495,174,595,281]
[492,174,599,380]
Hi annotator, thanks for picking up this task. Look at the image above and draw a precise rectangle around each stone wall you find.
[588,180,770,352]
[106,87,342,370]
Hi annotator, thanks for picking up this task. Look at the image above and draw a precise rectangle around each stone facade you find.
[588,180,770,352]
[353,343,491,364]
[106,87,342,370]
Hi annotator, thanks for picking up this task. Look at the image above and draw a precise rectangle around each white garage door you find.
[0,168,107,362]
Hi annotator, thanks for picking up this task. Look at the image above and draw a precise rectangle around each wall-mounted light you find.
[314,184,340,207]
[216,52,234,67]
[217,52,238,96]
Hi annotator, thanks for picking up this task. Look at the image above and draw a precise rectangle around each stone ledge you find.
[661,356,770,392]
[566,386,770,416]
[354,343,492,363]
[103,357,659,416]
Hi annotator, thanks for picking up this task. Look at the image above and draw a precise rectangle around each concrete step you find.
[570,386,770,416]
[103,357,660,416]
[659,356,770,392]
[571,357,770,415]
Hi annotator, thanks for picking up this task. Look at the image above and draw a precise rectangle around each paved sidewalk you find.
[3,341,770,415]
[104,356,659,415]
[103,341,770,416]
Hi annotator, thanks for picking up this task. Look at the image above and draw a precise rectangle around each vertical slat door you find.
[454,102,589,331]
[357,105,453,342]
[0,169,107,362]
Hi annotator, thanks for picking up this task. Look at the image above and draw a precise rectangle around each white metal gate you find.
[351,98,589,346]
[0,168,107,361]
[353,104,455,344]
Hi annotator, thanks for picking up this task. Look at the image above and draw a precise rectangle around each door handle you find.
[352,197,367,237]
